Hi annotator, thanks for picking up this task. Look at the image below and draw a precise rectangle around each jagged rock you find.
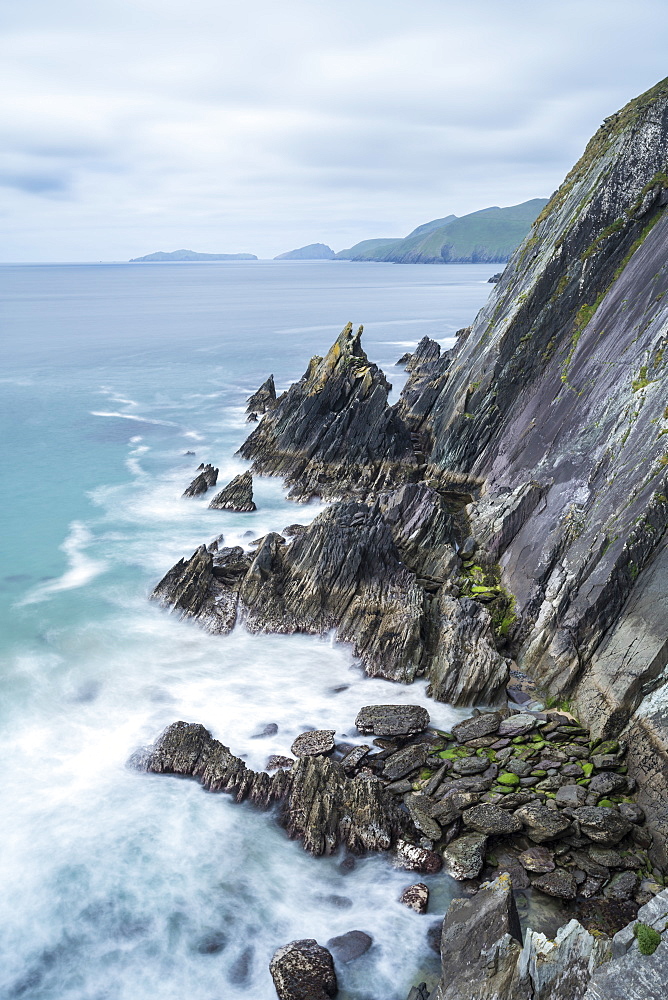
[355,704,429,737]
[518,919,611,1000]
[151,545,239,633]
[208,471,256,512]
[406,985,430,1000]
[183,463,218,496]
[238,323,417,501]
[514,802,571,843]
[405,798,442,841]
[451,713,502,742]
[572,807,632,844]
[584,889,668,998]
[462,803,522,835]
[394,840,443,874]
[429,874,523,1000]
[442,832,488,880]
[246,375,277,414]
[379,482,458,581]
[290,730,335,757]
[340,746,370,771]
[267,755,295,770]
[531,870,578,899]
[326,931,372,963]
[405,336,441,373]
[400,883,430,914]
[130,722,408,855]
[426,595,508,706]
[269,939,337,1000]
[518,846,555,873]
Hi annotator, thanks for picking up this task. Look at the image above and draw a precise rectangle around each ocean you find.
[0,259,496,1000]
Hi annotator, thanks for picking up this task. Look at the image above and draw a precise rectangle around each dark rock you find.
[266,755,295,770]
[151,545,239,633]
[604,871,640,901]
[183,463,218,496]
[252,723,279,739]
[555,783,587,807]
[531,870,578,899]
[426,596,508,706]
[461,803,522,835]
[291,730,336,758]
[451,714,502,743]
[208,470,257,512]
[340,746,371,771]
[394,840,443,874]
[442,832,488,880]
[406,984,430,1000]
[405,798,442,841]
[400,883,430,914]
[132,722,408,855]
[619,802,645,823]
[488,272,502,283]
[514,801,571,842]
[573,807,632,844]
[518,846,555,873]
[283,523,307,537]
[452,756,489,776]
[269,939,337,1000]
[246,375,277,414]
[195,930,228,954]
[589,772,627,796]
[383,744,431,780]
[238,323,417,501]
[326,930,372,963]
[355,705,429,737]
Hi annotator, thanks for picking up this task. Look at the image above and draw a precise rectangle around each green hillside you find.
[336,199,547,263]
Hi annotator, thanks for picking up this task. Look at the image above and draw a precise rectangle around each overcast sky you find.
[3,0,668,261]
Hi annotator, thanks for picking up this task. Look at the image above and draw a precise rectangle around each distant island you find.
[335,198,547,264]
[274,243,335,260]
[129,249,257,262]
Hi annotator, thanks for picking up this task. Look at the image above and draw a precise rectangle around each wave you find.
[90,411,178,427]
[19,522,108,605]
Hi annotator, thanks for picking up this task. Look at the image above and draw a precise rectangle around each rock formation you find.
[208,470,256,511]
[182,463,218,497]
[246,374,277,415]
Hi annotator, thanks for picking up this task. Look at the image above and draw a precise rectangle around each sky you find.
[2,0,668,261]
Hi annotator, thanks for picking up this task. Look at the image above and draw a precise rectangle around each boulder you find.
[589,772,627,796]
[514,802,572,843]
[269,939,337,1000]
[497,714,537,737]
[531,870,578,899]
[603,872,639,901]
[290,730,336,758]
[326,930,372,963]
[355,704,429,737]
[400,883,430,914]
[452,756,490,776]
[383,744,431,780]
[442,832,488,880]
[451,714,502,743]
[394,840,443,874]
[555,783,587,808]
[339,746,371,771]
[518,846,555,874]
[573,807,632,844]
[462,803,522,836]
[208,470,257,512]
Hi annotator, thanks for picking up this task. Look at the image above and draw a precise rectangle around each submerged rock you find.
[208,471,257,512]
[269,939,337,1000]
[326,930,372,963]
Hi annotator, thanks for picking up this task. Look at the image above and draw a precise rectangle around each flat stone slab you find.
[290,730,336,757]
[462,803,522,835]
[355,704,429,737]
[452,713,502,742]
[498,713,537,737]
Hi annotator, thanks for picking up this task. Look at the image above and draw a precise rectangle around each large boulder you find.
[269,939,337,1000]
[572,807,632,845]
[514,802,571,843]
[442,832,488,880]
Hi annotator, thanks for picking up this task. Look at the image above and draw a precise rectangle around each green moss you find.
[581,217,626,260]
[598,798,615,807]
[635,922,662,955]
[498,772,520,786]
[581,762,594,778]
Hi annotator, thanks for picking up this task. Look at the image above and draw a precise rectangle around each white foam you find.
[90,411,179,426]
[19,522,108,605]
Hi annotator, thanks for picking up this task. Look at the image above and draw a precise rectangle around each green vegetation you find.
[632,366,656,392]
[336,200,548,264]
[581,217,625,260]
[635,922,662,955]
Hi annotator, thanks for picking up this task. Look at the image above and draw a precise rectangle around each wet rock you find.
[514,802,571,842]
[451,713,502,743]
[400,883,430,914]
[452,756,489,776]
[531,870,578,899]
[291,730,336,758]
[132,722,407,855]
[252,723,279,739]
[442,832,488,880]
[269,939,338,1000]
[339,746,371,771]
[266,756,295,770]
[355,705,430,738]
[461,803,522,835]
[326,930,372,963]
[239,323,417,501]
[518,846,555,873]
[208,471,257,512]
[429,874,523,1000]
[183,463,218,497]
[151,545,239,633]
[394,840,443,874]
[573,807,632,844]
[246,375,277,414]
[383,744,431,780]
[406,985,430,1000]
[604,871,640,901]
[283,523,307,537]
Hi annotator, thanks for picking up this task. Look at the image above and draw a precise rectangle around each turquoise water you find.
[0,260,494,999]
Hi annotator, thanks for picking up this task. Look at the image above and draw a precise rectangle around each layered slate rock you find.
[426,594,508,706]
[208,471,257,512]
[130,721,408,855]
[269,939,337,1000]
[355,704,429,738]
[151,545,239,633]
[183,463,218,497]
[246,374,277,415]
[238,322,418,501]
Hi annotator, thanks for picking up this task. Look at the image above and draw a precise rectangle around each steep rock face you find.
[238,322,417,500]
[246,375,277,415]
[131,721,407,855]
[208,471,257,512]
[398,79,668,852]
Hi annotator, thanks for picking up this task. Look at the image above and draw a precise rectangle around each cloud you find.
[2,0,668,259]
